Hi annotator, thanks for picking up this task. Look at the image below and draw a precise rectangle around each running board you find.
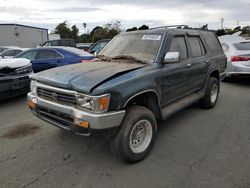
[161,92,204,120]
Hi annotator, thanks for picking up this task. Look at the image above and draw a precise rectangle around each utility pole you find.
[220,18,224,29]
[236,21,239,27]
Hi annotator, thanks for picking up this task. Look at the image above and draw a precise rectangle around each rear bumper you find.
[226,61,250,77]
[27,92,125,137]
[0,74,32,99]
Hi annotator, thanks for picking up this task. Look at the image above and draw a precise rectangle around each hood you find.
[0,58,31,69]
[33,61,146,93]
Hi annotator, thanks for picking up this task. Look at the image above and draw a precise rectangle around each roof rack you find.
[150,25,190,30]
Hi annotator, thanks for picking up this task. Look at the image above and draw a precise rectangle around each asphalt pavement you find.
[0,77,250,188]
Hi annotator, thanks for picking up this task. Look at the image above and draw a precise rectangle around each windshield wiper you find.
[111,55,146,64]
[96,54,110,61]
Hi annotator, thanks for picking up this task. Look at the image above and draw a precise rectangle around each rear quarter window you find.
[202,32,222,53]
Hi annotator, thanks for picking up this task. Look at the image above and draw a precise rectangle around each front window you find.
[16,50,37,60]
[0,47,7,53]
[99,33,163,63]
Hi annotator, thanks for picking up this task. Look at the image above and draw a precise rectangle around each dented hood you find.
[33,61,146,93]
[0,58,31,69]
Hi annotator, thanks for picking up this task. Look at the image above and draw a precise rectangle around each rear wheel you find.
[200,77,219,109]
[110,105,157,163]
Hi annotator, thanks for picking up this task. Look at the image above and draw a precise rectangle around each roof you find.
[121,26,214,36]
[0,23,48,31]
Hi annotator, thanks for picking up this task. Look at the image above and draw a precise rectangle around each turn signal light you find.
[28,100,36,109]
[79,121,89,128]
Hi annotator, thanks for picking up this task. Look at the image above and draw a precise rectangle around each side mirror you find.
[164,52,180,63]
[94,51,98,57]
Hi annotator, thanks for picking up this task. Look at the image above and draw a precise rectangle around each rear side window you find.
[169,36,188,60]
[234,42,250,51]
[188,37,205,57]
[36,50,62,59]
[202,32,222,52]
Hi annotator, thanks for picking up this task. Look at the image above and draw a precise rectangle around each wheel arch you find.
[123,90,162,120]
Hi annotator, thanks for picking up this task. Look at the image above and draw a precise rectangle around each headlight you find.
[15,65,33,74]
[30,81,37,95]
[76,93,110,113]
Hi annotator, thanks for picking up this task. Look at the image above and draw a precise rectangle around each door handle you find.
[186,63,192,68]
[206,60,210,64]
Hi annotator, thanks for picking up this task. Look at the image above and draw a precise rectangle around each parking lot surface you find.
[0,78,250,188]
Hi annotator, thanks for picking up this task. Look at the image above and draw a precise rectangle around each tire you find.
[110,105,157,163]
[200,77,220,109]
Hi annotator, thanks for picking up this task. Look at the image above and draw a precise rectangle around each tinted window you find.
[17,50,37,60]
[36,50,62,59]
[3,50,17,56]
[15,50,23,55]
[169,36,188,60]
[234,42,250,51]
[91,41,109,53]
[202,32,222,52]
[188,37,204,57]
[0,47,7,53]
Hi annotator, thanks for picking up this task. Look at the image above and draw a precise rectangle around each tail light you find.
[231,56,250,62]
[81,59,93,63]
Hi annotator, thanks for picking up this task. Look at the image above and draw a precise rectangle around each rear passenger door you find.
[161,36,190,106]
[186,36,207,92]
[33,49,63,72]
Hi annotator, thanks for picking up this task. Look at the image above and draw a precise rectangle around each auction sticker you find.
[142,35,162,41]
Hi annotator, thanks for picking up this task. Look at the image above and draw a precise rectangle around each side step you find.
[161,92,204,120]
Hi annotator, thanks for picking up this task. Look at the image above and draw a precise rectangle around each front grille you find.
[37,87,77,105]
[0,76,29,84]
[0,67,16,75]
[38,107,74,128]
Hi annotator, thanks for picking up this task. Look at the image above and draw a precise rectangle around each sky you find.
[0,0,249,33]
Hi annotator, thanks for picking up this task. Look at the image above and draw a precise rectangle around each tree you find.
[92,27,109,42]
[54,21,72,39]
[71,25,79,41]
[139,25,149,30]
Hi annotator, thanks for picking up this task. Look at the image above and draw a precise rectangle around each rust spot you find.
[1,124,41,139]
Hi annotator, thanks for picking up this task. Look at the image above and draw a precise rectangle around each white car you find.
[0,46,24,59]
[219,33,250,77]
[0,58,33,100]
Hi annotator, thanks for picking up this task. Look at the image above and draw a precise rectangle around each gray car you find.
[220,39,250,77]
[27,26,226,163]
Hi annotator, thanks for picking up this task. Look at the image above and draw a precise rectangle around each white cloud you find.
[0,0,249,32]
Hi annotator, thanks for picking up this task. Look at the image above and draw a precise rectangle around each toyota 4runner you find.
[27,26,226,163]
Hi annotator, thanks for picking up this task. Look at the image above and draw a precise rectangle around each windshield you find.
[0,47,7,53]
[99,33,163,63]
[234,42,250,51]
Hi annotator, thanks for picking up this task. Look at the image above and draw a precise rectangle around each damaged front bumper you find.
[0,73,32,99]
[27,92,125,137]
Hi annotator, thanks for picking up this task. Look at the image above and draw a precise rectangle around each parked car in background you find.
[41,39,76,47]
[88,39,110,54]
[27,26,226,163]
[0,48,24,59]
[0,58,32,100]
[219,33,250,77]
[76,43,93,51]
[15,47,94,73]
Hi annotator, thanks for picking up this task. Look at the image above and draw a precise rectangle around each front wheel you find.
[200,77,220,109]
[110,105,157,163]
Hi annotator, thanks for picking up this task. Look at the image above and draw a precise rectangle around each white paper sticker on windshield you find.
[142,35,161,41]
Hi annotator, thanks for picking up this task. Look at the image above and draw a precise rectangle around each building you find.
[0,24,48,48]
[49,33,61,40]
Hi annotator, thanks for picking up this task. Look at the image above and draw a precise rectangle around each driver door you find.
[160,35,190,106]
